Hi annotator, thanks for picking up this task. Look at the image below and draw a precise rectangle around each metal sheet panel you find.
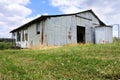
[76,11,100,43]
[76,12,100,27]
[85,27,93,43]
[27,23,41,48]
[44,15,77,46]
[14,11,108,48]
[95,27,113,44]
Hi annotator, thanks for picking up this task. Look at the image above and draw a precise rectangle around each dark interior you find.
[77,26,85,43]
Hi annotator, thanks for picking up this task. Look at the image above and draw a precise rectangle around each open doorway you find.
[77,26,85,43]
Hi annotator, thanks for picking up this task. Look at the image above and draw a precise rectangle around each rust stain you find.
[41,21,45,45]
[68,32,72,40]
[41,27,44,44]
[45,34,47,37]
[30,40,33,48]
[68,27,72,40]
[45,34,48,46]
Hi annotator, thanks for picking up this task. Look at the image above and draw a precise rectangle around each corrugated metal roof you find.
[10,9,106,33]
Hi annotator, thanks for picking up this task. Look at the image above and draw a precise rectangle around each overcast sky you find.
[0,0,119,38]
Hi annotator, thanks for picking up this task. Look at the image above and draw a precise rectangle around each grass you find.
[0,42,120,80]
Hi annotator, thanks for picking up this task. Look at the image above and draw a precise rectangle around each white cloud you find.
[50,0,120,37]
[0,0,48,38]
[0,0,32,38]
[0,0,30,5]
[43,13,48,15]
[50,0,83,13]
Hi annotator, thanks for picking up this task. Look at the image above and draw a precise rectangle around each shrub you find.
[113,37,120,42]
[0,41,13,50]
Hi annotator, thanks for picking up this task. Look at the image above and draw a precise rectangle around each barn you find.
[10,10,113,48]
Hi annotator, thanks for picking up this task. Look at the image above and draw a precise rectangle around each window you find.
[17,32,21,41]
[36,22,40,34]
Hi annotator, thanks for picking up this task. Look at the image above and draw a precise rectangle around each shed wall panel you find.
[28,23,41,48]
[76,12,100,43]
[95,27,113,44]
[13,11,109,48]
[44,15,76,46]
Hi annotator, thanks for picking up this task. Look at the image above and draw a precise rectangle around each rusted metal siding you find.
[43,15,77,46]
[13,11,108,48]
[95,26,113,44]
[14,21,43,48]
[28,23,41,48]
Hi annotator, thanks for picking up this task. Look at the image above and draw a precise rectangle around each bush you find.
[113,37,120,45]
[0,41,13,50]
[113,37,119,42]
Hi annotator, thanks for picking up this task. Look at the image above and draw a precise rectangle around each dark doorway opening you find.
[77,26,85,43]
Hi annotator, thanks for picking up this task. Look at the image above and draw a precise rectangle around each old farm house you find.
[10,10,113,48]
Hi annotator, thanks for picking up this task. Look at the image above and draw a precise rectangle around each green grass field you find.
[0,42,120,80]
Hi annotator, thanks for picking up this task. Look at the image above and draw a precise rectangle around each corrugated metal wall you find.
[44,15,77,46]
[76,12,100,43]
[13,11,112,48]
[95,27,113,44]
[28,23,41,48]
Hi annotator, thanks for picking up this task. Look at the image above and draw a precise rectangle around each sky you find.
[0,0,120,38]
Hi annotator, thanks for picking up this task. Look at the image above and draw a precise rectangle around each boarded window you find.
[36,22,40,34]
[17,32,21,41]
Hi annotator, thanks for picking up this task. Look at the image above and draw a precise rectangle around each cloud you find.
[50,0,83,13]
[49,0,120,37]
[43,13,48,15]
[0,0,32,38]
